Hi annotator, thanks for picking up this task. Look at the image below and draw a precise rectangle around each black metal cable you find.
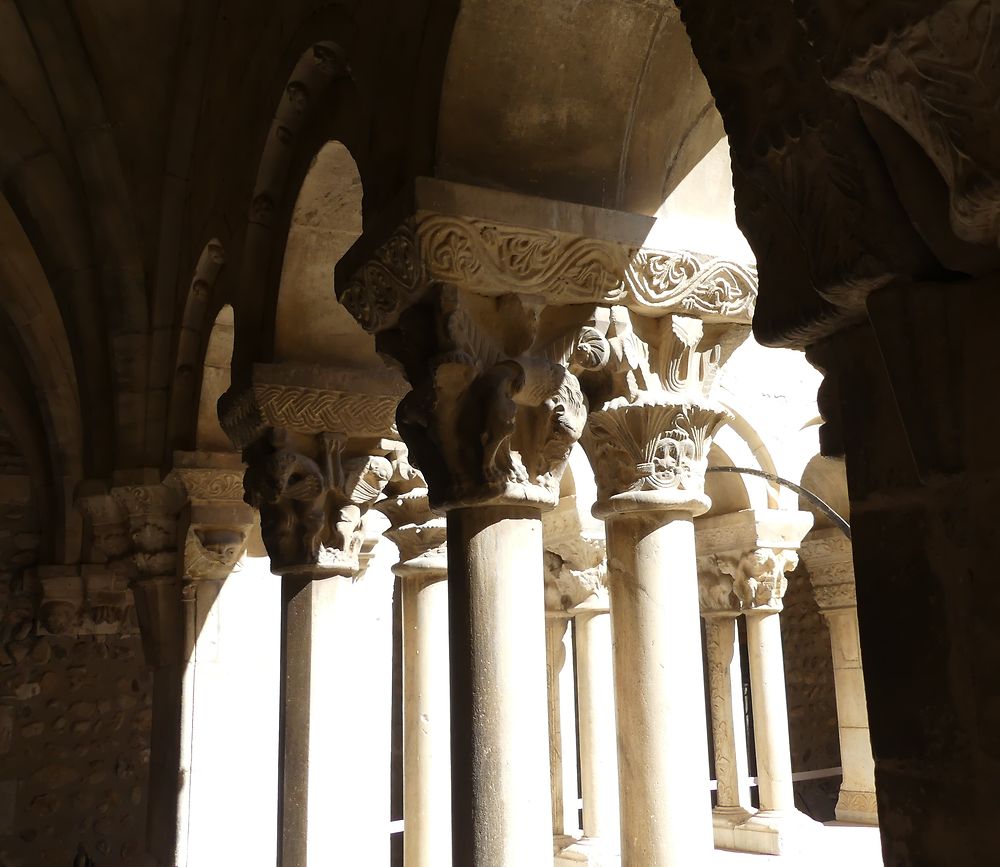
[705,465,851,539]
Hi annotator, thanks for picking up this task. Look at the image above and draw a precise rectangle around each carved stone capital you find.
[242,432,395,577]
[170,452,255,583]
[76,494,130,573]
[544,549,608,614]
[219,363,403,577]
[801,528,856,612]
[580,308,744,516]
[110,483,186,581]
[335,182,757,512]
[336,178,757,330]
[33,565,137,637]
[696,509,814,613]
[375,289,597,510]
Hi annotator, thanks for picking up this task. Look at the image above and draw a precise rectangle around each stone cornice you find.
[219,363,408,450]
[336,178,757,331]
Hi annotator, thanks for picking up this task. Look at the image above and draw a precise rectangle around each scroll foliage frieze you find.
[337,212,757,332]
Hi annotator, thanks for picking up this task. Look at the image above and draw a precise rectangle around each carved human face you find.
[40,601,78,635]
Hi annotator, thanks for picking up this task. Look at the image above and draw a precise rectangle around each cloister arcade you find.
[0,2,996,866]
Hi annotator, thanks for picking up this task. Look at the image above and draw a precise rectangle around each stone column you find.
[335,177,758,866]
[802,528,877,825]
[582,314,744,866]
[707,510,817,855]
[544,498,618,865]
[168,452,254,865]
[694,533,753,849]
[544,602,581,846]
[220,363,405,867]
[377,463,452,867]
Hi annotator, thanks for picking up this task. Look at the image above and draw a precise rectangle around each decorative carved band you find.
[338,213,757,332]
[219,363,407,449]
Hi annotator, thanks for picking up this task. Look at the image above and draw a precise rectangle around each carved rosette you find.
[219,365,404,577]
[801,529,857,613]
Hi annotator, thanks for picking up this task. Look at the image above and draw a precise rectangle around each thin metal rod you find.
[705,466,851,539]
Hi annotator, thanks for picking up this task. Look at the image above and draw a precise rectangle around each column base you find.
[712,805,754,851]
[835,788,879,826]
[553,835,620,866]
[732,810,823,855]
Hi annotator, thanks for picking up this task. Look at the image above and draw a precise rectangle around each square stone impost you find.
[218,363,407,577]
[336,177,757,513]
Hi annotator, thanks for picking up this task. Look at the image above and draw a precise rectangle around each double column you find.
[697,509,817,855]
[802,528,877,825]
[336,176,758,866]
[544,496,620,861]
[220,363,405,867]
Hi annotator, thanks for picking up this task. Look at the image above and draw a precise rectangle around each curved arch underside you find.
[437,0,724,213]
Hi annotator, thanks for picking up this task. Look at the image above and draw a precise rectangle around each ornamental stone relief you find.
[242,432,392,576]
[809,0,1000,249]
[220,364,403,575]
[385,290,598,509]
[336,181,758,511]
[338,206,757,331]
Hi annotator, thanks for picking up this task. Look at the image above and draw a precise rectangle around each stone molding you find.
[801,528,856,612]
[218,363,407,450]
[696,509,814,613]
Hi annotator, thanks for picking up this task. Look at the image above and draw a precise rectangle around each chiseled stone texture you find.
[0,616,151,866]
[779,562,840,821]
